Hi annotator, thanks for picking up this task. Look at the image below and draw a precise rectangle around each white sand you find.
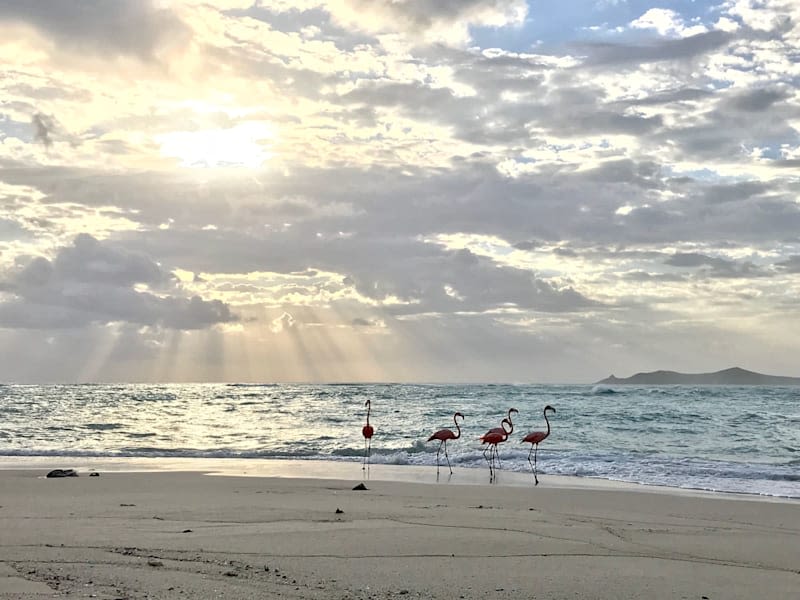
[1,460,798,599]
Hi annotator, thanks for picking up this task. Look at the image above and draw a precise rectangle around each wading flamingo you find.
[427,412,464,475]
[521,405,556,485]
[486,407,518,437]
[480,418,512,482]
[362,399,374,472]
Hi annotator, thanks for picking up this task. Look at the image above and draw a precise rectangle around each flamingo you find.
[521,405,556,485]
[480,418,512,482]
[485,407,518,437]
[362,399,374,472]
[427,412,464,475]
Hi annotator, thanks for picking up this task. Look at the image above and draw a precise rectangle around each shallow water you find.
[1,383,798,497]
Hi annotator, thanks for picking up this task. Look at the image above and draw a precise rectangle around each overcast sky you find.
[0,0,798,383]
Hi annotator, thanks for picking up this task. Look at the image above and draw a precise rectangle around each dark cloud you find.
[0,0,190,61]
[700,181,770,205]
[622,271,687,282]
[31,113,53,146]
[576,30,733,66]
[725,87,792,112]
[665,252,718,268]
[513,240,544,251]
[775,255,800,273]
[0,234,236,330]
[351,317,381,327]
[619,87,712,106]
[664,252,768,279]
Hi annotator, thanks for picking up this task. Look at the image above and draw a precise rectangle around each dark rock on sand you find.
[46,469,78,478]
[352,482,368,490]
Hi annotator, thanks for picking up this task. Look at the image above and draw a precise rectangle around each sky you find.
[0,0,798,384]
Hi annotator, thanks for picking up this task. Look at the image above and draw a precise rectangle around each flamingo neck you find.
[502,419,512,435]
[543,409,551,439]
[453,415,462,439]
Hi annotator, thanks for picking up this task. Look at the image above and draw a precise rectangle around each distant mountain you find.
[597,367,800,386]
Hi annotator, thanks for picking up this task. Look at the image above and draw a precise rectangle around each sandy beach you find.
[1,461,798,599]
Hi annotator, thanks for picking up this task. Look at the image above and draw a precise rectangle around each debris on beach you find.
[335,508,344,514]
[352,482,368,490]
[46,469,78,478]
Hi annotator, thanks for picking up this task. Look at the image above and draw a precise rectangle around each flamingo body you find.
[521,431,547,444]
[428,428,458,442]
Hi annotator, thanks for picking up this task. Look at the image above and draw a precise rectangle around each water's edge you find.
[2,455,798,503]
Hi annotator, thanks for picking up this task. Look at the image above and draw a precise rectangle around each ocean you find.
[1,383,798,498]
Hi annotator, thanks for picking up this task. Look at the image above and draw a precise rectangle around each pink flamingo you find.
[362,399,374,471]
[486,407,518,437]
[480,418,512,482]
[521,405,556,485]
[427,412,464,475]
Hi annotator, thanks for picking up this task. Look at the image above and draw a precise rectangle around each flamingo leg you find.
[363,438,367,470]
[483,447,494,481]
[534,443,539,486]
[490,445,499,482]
[367,438,372,473]
[494,445,502,481]
[526,444,535,474]
[435,440,442,473]
[443,440,452,474]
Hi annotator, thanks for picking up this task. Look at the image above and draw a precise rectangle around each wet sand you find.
[1,460,798,599]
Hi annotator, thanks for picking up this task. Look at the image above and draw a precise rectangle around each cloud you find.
[0,0,191,62]
[630,8,708,38]
[31,113,53,147]
[270,311,296,333]
[577,30,733,65]
[724,86,792,112]
[1,1,800,381]
[0,234,237,330]
[664,252,768,279]
[327,0,528,44]
[775,256,800,273]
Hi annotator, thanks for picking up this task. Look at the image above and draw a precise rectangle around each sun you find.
[157,122,273,169]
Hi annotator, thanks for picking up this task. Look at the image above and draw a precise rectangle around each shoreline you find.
[2,455,797,504]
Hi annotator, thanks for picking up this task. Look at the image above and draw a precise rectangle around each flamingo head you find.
[365,399,371,408]
[508,407,519,418]
[454,412,464,422]
[544,404,556,414]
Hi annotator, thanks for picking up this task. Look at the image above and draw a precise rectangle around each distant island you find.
[597,367,800,386]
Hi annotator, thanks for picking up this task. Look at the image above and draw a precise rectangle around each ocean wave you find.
[1,382,798,499]
[590,385,617,395]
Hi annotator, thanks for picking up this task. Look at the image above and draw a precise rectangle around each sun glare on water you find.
[157,123,273,169]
